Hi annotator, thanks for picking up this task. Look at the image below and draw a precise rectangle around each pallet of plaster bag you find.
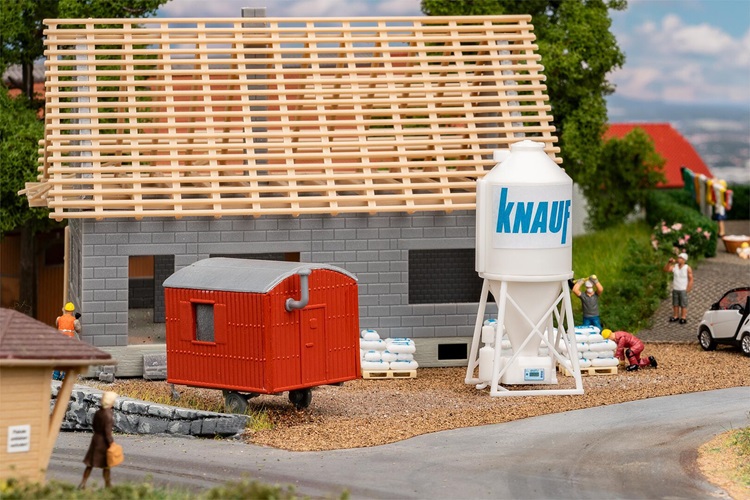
[362,369,418,379]
[557,361,618,377]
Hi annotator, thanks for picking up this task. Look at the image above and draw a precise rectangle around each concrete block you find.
[367,239,390,250]
[334,228,357,240]
[174,408,199,420]
[167,420,193,435]
[344,216,368,229]
[379,316,401,327]
[366,216,389,228]
[147,404,175,419]
[208,220,233,231]
[121,400,149,414]
[137,416,169,434]
[346,239,368,250]
[215,416,248,436]
[200,418,217,435]
[143,353,168,380]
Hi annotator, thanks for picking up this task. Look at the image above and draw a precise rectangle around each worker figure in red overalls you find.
[54,302,81,381]
[602,329,657,372]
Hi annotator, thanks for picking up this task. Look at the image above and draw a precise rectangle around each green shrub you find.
[0,476,331,499]
[727,183,749,221]
[645,190,718,258]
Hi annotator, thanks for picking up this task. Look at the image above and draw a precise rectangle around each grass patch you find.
[86,380,225,414]
[571,220,666,331]
[730,426,750,485]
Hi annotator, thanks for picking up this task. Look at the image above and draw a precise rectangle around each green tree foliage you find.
[1,0,169,99]
[0,86,51,235]
[585,128,666,229]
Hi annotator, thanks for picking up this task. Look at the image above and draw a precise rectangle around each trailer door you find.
[300,306,327,384]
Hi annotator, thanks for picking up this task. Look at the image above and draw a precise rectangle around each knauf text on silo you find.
[495,187,572,244]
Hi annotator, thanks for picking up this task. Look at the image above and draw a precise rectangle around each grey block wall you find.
[73,211,499,348]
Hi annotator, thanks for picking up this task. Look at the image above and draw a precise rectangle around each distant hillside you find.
[606,95,750,185]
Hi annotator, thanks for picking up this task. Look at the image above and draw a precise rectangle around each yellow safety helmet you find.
[601,329,612,340]
[64,302,75,312]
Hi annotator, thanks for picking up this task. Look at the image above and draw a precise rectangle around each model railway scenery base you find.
[362,370,418,380]
[558,364,619,377]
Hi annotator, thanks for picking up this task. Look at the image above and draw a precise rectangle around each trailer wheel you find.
[223,391,248,414]
[288,388,312,410]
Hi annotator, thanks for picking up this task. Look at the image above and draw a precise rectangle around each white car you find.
[698,287,750,356]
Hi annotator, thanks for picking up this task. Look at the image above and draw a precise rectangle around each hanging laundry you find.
[706,178,715,205]
[681,167,695,200]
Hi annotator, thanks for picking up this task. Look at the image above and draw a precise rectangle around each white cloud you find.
[614,11,749,105]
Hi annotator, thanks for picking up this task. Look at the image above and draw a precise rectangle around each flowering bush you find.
[651,220,714,258]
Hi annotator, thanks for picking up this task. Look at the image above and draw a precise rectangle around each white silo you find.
[465,140,584,396]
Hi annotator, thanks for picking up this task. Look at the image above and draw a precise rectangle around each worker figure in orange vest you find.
[54,303,81,381]
[56,302,81,339]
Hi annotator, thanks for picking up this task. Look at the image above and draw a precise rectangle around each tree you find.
[1,0,169,100]
[1,0,169,316]
[0,86,60,314]
[584,128,665,229]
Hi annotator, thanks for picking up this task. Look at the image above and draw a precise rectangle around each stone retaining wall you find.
[52,382,248,438]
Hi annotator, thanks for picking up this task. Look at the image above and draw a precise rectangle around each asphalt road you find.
[49,387,749,499]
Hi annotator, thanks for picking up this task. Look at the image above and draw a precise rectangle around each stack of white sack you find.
[359,330,419,371]
[571,326,618,369]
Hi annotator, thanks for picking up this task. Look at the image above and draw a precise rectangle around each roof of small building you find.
[163,258,357,294]
[604,123,714,189]
[0,308,112,364]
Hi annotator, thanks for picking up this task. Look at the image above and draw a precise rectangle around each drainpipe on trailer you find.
[285,269,311,311]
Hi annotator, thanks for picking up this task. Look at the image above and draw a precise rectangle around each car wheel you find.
[698,327,716,351]
[741,333,750,357]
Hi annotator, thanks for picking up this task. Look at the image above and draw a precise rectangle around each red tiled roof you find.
[604,123,713,189]
[0,308,112,364]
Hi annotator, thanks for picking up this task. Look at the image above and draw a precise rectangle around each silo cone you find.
[466,140,584,397]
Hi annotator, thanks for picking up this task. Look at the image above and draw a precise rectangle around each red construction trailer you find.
[163,258,360,411]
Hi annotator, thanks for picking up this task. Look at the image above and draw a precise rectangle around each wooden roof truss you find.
[26,16,559,219]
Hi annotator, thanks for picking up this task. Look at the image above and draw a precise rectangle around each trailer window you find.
[194,303,215,342]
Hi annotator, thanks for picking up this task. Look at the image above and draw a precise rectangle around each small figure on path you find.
[602,329,657,372]
[663,253,693,324]
[572,274,604,329]
[79,391,117,489]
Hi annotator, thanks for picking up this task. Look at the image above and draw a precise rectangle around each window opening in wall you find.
[408,249,484,304]
[438,343,468,360]
[128,255,174,345]
[194,303,215,342]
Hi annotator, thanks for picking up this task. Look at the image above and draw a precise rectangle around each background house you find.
[605,123,714,188]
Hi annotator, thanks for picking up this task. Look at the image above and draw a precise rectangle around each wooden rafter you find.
[30,16,559,220]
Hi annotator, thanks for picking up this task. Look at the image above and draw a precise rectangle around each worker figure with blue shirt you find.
[572,275,604,329]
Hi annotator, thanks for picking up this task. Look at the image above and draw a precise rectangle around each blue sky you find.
[156,0,750,107]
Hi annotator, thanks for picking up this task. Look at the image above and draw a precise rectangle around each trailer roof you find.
[163,258,357,293]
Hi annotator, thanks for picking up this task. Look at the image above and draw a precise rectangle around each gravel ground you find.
[219,343,748,451]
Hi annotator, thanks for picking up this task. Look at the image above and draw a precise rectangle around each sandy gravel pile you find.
[239,343,749,451]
